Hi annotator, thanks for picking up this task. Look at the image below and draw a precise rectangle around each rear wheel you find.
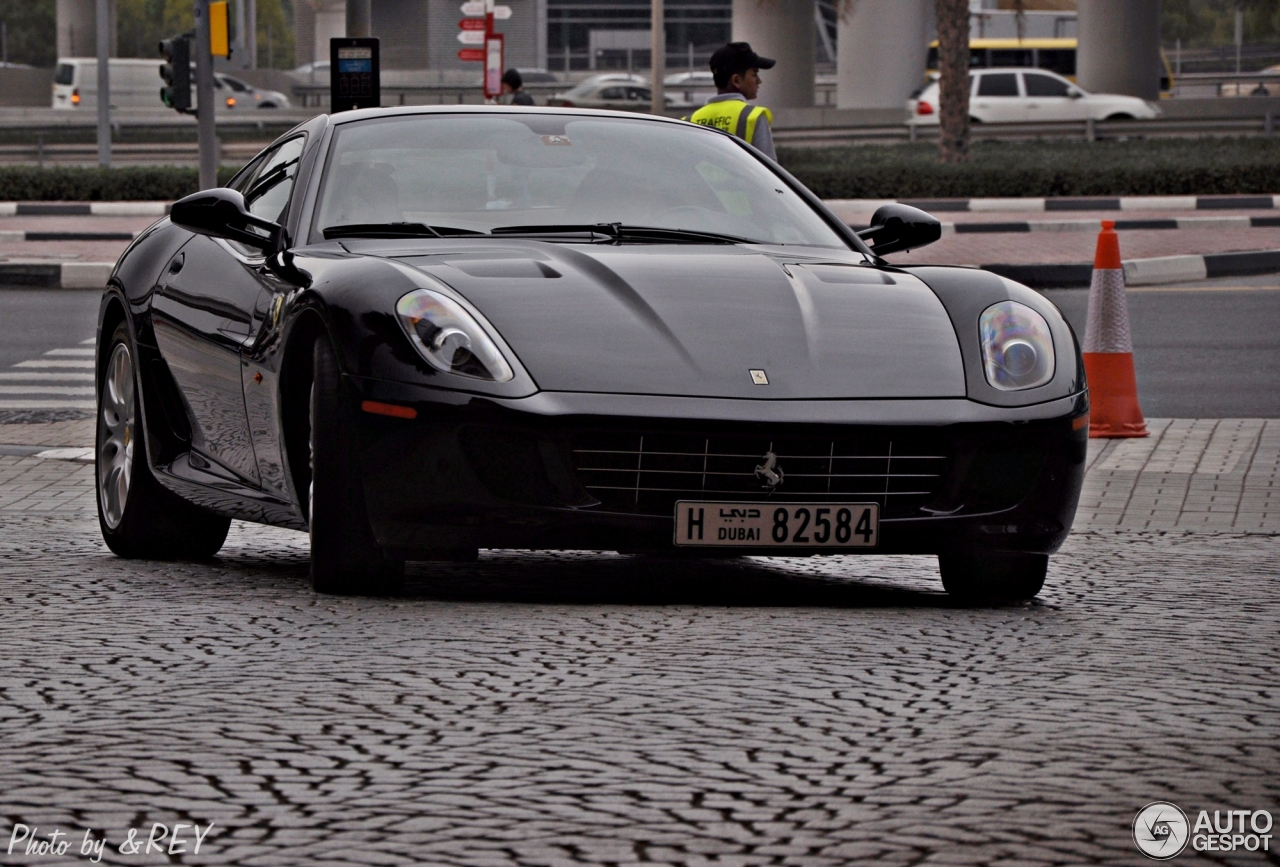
[308,335,404,595]
[96,321,230,559]
[938,552,1047,603]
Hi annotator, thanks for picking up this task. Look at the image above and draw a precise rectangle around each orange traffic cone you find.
[1082,220,1148,438]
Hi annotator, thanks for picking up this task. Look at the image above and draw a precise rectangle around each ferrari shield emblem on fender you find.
[750,369,769,385]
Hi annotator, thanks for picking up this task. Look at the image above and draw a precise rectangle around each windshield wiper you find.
[489,223,752,244]
[323,222,484,240]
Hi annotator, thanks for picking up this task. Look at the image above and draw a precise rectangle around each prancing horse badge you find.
[750,369,769,385]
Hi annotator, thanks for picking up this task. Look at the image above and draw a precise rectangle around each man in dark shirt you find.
[502,69,535,105]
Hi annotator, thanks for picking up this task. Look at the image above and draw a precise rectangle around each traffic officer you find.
[687,42,777,160]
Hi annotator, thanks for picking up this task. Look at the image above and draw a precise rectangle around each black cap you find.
[501,68,523,89]
[708,42,776,79]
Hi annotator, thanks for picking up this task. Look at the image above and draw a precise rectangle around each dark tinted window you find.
[55,63,74,85]
[977,73,1019,97]
[990,49,1034,67]
[600,87,625,99]
[1024,73,1070,97]
[625,87,650,100]
[1038,49,1076,76]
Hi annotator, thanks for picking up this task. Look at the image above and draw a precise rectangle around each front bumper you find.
[348,378,1089,559]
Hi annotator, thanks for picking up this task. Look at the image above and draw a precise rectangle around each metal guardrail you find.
[773,114,1279,147]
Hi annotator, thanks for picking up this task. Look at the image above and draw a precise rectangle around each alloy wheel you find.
[98,342,135,529]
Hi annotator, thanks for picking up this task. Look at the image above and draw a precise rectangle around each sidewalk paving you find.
[3,417,1276,532]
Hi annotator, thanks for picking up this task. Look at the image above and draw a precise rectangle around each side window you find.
[977,73,1019,97]
[1024,73,1070,97]
[245,137,305,225]
[227,154,266,195]
[600,87,625,100]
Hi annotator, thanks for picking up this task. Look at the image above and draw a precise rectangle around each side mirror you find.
[857,203,941,257]
[1068,87,1084,99]
[170,187,281,251]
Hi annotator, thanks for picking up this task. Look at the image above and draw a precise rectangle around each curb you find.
[846,215,1280,236]
[0,202,170,216]
[0,262,114,289]
[0,231,137,241]
[985,248,1280,289]
[830,195,1280,214]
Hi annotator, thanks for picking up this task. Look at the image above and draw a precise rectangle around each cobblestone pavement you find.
[0,421,1277,866]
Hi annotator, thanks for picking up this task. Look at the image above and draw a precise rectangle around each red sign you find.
[457,48,485,61]
[459,18,486,30]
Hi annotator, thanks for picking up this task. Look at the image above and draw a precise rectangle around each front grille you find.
[571,430,951,518]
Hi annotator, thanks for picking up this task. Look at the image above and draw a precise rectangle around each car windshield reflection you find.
[313,114,847,248]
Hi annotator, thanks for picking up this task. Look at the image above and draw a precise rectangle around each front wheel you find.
[938,552,1047,603]
[96,321,230,559]
[308,335,404,595]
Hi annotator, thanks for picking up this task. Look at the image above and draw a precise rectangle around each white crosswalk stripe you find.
[14,359,95,368]
[2,343,99,411]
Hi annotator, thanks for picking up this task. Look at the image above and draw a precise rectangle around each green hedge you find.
[4,137,1280,201]
[0,165,239,201]
[778,137,1280,199]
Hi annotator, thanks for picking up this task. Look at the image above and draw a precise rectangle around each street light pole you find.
[96,0,111,167]
[650,0,664,115]
[194,0,217,190]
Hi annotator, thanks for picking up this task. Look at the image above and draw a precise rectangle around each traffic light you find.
[159,35,192,113]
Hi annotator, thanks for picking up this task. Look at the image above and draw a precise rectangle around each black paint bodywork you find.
[98,106,1087,560]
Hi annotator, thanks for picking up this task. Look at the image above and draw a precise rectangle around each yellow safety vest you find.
[686,100,773,147]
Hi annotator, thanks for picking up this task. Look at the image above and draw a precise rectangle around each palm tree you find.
[935,0,971,163]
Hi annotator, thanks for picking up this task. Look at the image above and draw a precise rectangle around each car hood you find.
[371,241,966,400]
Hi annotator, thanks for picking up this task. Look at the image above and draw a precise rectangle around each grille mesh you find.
[571,430,950,518]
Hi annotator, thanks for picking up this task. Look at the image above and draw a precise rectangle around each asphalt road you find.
[0,289,99,371]
[1044,273,1280,418]
[2,278,1277,417]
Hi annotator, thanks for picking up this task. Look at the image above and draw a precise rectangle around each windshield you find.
[313,113,847,247]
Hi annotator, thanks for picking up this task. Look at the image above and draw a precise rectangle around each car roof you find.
[973,67,1067,75]
[328,104,687,127]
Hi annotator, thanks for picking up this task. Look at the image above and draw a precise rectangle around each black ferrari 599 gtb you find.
[95,106,1086,600]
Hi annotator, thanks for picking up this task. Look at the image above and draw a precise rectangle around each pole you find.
[235,0,246,68]
[194,0,217,190]
[246,0,256,68]
[348,0,371,38]
[650,0,664,114]
[96,0,111,167]
[1235,6,1243,76]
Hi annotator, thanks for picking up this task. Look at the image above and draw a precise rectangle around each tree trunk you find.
[936,0,971,163]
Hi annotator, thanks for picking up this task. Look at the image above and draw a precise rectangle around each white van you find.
[53,58,166,110]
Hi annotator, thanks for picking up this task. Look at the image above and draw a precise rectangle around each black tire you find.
[938,552,1047,603]
[308,335,404,594]
[1103,113,1134,121]
[96,321,230,559]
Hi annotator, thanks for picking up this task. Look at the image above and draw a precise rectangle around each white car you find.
[908,68,1161,124]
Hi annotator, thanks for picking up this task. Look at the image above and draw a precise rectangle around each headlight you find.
[395,288,514,382]
[979,300,1054,391]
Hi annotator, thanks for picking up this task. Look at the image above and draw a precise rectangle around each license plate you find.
[673,501,879,548]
